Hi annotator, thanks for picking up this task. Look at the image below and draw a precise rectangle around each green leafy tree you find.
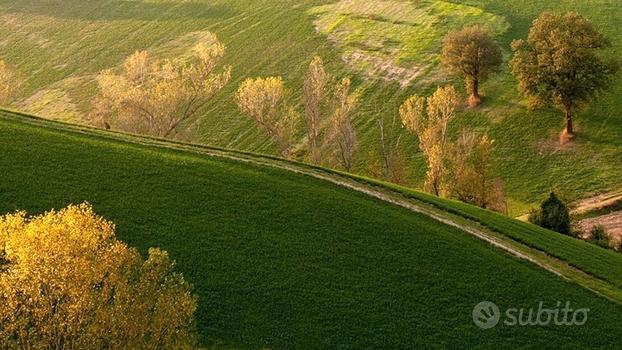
[510,12,618,142]
[442,25,502,107]
[529,192,571,235]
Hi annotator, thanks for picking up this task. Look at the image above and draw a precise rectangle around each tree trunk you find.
[560,106,576,144]
[467,77,481,107]
[565,109,574,136]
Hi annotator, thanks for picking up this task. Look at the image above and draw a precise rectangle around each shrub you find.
[589,225,611,249]
[529,192,571,235]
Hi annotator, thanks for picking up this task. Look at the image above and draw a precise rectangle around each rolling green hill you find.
[1,0,622,215]
[1,110,622,348]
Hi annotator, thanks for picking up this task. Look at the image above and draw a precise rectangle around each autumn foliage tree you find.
[304,56,329,164]
[239,56,358,164]
[400,85,460,196]
[324,78,359,171]
[368,109,408,184]
[450,130,507,213]
[442,26,502,107]
[0,203,197,349]
[510,12,618,142]
[93,35,231,139]
[236,77,299,158]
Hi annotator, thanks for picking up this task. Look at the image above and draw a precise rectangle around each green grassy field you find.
[1,0,622,214]
[2,111,622,348]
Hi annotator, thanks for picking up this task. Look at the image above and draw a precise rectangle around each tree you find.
[450,130,507,213]
[324,78,359,171]
[93,36,231,139]
[0,204,197,349]
[528,192,571,235]
[589,225,611,249]
[304,56,329,164]
[442,25,502,107]
[0,60,19,106]
[236,77,299,158]
[510,12,618,142]
[369,112,408,184]
[400,85,460,196]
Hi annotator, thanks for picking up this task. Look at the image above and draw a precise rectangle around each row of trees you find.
[2,11,617,149]
[2,11,617,212]
[236,56,359,171]
[442,12,617,143]
[399,85,507,212]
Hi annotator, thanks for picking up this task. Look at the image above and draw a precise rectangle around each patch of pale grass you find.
[20,88,81,122]
[310,0,509,87]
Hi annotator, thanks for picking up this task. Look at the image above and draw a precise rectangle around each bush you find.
[0,204,197,349]
[527,208,542,226]
[589,225,611,249]
[529,192,571,235]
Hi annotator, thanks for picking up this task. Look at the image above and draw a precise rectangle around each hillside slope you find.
[1,111,622,348]
[1,0,622,214]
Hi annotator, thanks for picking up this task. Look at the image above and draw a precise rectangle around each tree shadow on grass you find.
[0,0,238,22]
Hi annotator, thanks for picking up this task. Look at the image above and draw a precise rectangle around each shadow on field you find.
[0,0,237,21]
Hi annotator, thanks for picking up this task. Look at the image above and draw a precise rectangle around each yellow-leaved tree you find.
[238,56,359,165]
[303,56,329,165]
[324,78,359,171]
[400,85,460,196]
[236,76,299,158]
[93,34,231,139]
[450,130,507,213]
[0,204,197,349]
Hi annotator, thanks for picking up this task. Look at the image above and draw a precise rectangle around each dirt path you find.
[571,190,622,215]
[192,147,569,277]
[578,212,622,246]
[166,147,621,302]
[571,190,622,247]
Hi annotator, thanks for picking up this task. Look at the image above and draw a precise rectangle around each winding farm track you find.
[3,111,622,303]
[572,190,622,215]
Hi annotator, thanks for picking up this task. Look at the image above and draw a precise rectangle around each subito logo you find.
[472,301,501,329]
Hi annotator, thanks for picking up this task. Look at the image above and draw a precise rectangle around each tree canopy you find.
[442,25,502,107]
[529,192,571,235]
[510,12,618,141]
[0,204,197,349]
[236,76,299,157]
[93,34,231,139]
